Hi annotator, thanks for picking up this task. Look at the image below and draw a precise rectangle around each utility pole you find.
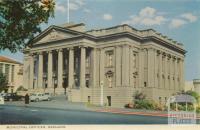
[67,0,70,23]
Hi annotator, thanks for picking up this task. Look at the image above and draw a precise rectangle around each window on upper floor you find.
[132,53,137,71]
[107,75,112,88]
[144,82,147,87]
[106,50,114,67]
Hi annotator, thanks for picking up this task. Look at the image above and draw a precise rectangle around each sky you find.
[0,0,200,81]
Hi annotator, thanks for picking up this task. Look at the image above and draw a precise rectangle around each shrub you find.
[134,100,155,110]
[16,86,28,91]
[196,106,200,113]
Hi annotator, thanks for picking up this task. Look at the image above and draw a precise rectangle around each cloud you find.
[122,7,166,26]
[181,13,197,22]
[83,8,91,13]
[169,13,197,29]
[169,19,187,28]
[55,3,66,13]
[69,0,85,11]
[102,14,113,21]
[69,3,79,10]
[55,0,85,12]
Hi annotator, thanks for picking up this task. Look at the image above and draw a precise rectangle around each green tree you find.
[0,72,8,92]
[185,90,200,102]
[0,0,55,52]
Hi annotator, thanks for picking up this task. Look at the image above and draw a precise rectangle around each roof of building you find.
[27,23,186,55]
[0,56,22,65]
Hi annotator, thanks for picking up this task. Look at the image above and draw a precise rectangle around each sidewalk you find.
[89,106,200,119]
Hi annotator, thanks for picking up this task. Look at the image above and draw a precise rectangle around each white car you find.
[0,93,6,97]
[0,96,4,104]
[30,93,50,102]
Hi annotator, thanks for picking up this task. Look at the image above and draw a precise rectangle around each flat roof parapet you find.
[86,24,183,49]
[193,79,200,83]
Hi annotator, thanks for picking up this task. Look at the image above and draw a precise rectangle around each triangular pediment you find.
[32,25,82,45]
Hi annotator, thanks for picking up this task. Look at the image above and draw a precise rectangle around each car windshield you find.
[32,94,36,96]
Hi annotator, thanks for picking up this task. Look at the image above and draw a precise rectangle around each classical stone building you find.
[23,23,186,107]
[0,56,23,93]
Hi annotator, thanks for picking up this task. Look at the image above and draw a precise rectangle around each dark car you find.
[4,93,24,101]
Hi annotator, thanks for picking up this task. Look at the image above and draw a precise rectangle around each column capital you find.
[56,48,63,52]
[115,45,121,48]
[67,47,74,50]
[162,52,166,57]
[79,45,88,48]
[92,48,97,51]
[38,51,44,55]
[47,50,53,54]
[29,53,35,57]
[147,47,155,51]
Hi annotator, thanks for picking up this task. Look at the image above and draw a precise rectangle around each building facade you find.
[0,56,23,93]
[23,23,186,107]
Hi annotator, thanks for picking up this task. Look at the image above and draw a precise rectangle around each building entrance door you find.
[107,96,111,106]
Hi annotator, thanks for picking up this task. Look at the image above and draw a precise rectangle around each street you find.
[0,105,168,124]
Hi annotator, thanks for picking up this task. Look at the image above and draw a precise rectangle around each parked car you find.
[44,93,52,100]
[0,96,4,104]
[4,93,24,101]
[30,93,51,102]
[0,93,6,97]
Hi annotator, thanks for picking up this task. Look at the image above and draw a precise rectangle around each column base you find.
[54,88,66,95]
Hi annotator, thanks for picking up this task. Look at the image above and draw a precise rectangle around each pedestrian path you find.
[90,107,200,119]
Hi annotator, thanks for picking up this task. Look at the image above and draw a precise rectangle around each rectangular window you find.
[106,50,113,67]
[159,97,162,105]
[144,82,147,87]
[88,96,91,103]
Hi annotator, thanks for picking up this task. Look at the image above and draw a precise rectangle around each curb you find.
[92,109,200,119]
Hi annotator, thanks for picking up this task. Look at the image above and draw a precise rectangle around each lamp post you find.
[100,81,104,106]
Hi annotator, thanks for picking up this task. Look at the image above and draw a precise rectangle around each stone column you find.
[38,52,43,89]
[29,55,34,89]
[68,48,74,88]
[129,47,134,87]
[57,49,63,91]
[115,46,121,87]
[99,48,105,85]
[169,56,173,90]
[138,49,144,88]
[8,65,12,83]
[122,44,130,87]
[80,46,86,88]
[180,59,184,91]
[155,51,158,88]
[47,51,53,88]
[159,51,163,89]
[147,48,155,88]
[165,55,168,89]
[92,48,97,87]
[174,57,178,90]
[2,63,5,74]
